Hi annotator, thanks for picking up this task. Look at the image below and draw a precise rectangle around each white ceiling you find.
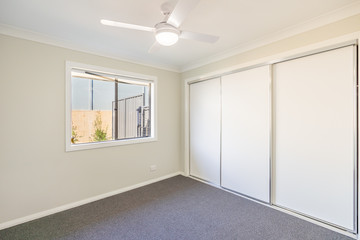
[1,0,359,72]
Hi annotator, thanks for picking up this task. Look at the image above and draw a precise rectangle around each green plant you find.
[71,123,81,144]
[92,111,108,142]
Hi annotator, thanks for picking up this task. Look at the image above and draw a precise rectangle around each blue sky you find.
[72,77,148,110]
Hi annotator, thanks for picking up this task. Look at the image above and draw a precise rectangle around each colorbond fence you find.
[72,94,150,144]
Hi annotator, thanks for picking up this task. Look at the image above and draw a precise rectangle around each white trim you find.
[183,82,190,177]
[0,172,184,230]
[184,32,360,237]
[357,40,360,240]
[0,23,180,73]
[181,1,360,72]
[183,32,360,83]
[67,61,157,82]
[65,61,158,152]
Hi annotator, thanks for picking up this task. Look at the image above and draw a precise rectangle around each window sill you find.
[65,136,158,152]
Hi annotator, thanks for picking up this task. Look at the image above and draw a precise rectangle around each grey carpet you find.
[0,176,354,240]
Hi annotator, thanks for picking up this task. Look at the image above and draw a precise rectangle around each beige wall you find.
[0,34,181,224]
[181,14,360,80]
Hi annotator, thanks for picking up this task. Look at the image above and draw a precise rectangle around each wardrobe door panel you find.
[273,46,355,230]
[190,78,221,184]
[221,66,270,202]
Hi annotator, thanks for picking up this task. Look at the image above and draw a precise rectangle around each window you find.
[66,62,157,151]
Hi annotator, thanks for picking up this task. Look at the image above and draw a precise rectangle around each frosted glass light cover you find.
[155,31,179,46]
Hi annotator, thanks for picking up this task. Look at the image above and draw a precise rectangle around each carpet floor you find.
[0,175,354,240]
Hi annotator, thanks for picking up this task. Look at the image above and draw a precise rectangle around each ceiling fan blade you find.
[101,19,155,32]
[148,41,161,53]
[167,0,200,28]
[180,31,219,43]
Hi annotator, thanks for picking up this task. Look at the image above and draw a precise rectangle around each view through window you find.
[71,69,152,145]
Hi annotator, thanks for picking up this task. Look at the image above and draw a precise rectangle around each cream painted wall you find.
[0,34,181,224]
[181,14,360,80]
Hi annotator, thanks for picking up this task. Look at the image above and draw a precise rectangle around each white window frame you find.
[65,61,157,152]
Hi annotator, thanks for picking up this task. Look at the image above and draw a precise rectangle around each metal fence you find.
[112,94,150,139]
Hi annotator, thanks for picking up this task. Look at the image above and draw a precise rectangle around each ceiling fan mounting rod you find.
[160,2,173,16]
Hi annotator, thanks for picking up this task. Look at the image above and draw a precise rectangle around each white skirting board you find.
[0,172,184,230]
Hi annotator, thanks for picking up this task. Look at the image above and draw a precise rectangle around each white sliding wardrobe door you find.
[190,78,221,185]
[273,46,355,230]
[221,66,270,202]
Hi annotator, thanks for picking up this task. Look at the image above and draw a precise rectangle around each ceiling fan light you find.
[155,25,180,46]
[156,31,179,46]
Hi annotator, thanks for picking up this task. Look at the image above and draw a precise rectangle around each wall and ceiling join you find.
[188,43,357,233]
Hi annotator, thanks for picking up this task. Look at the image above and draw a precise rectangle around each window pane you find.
[70,68,153,147]
[115,83,150,140]
[71,76,114,144]
[67,63,156,151]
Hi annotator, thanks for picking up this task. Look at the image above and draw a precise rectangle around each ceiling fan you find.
[100,0,219,52]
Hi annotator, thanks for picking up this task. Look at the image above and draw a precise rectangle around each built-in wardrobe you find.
[188,42,358,233]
